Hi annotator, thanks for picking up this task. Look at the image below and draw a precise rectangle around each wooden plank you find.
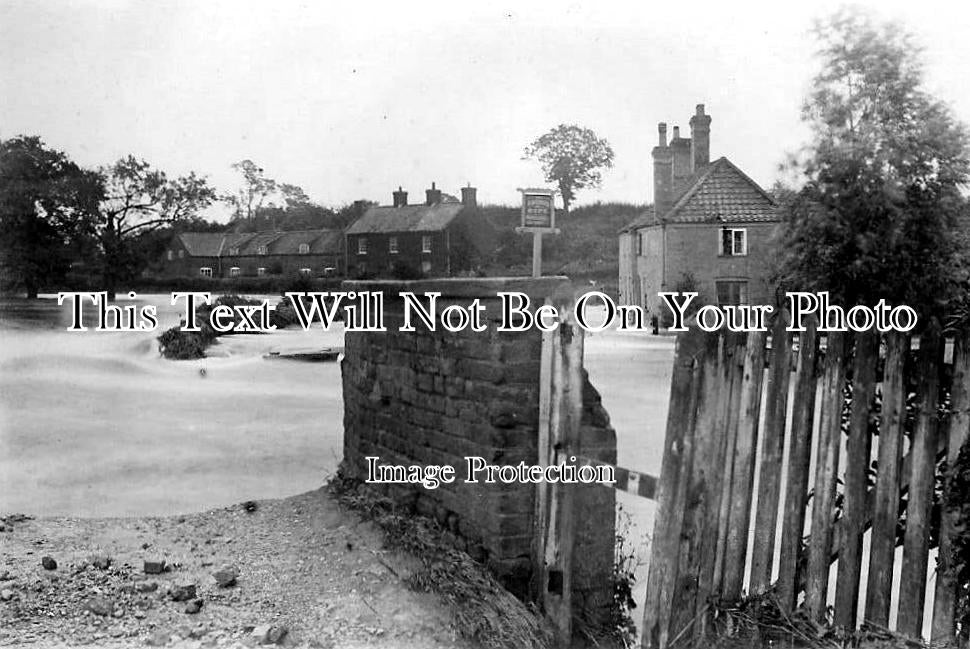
[834,330,879,629]
[668,333,721,646]
[750,310,793,594]
[864,331,909,627]
[898,320,943,637]
[641,327,708,649]
[693,333,740,640]
[777,316,819,612]
[805,331,848,620]
[932,330,970,643]
[531,320,556,598]
[720,329,768,602]
[711,333,746,597]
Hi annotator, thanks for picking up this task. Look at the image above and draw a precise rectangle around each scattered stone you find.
[212,565,238,588]
[133,610,146,619]
[170,581,196,602]
[0,523,6,533]
[141,542,151,550]
[135,580,159,593]
[0,589,13,601]
[144,559,166,574]
[251,625,287,645]
[84,596,114,617]
[243,501,258,513]
[89,554,111,570]
[184,598,204,614]
[0,570,12,581]
[41,556,57,570]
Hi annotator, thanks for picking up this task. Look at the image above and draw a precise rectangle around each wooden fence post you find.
[721,330,767,601]
[805,331,848,620]
[750,310,793,594]
[534,306,585,645]
[898,320,943,637]
[642,327,708,649]
[834,330,878,629]
[777,317,819,612]
[865,331,909,627]
[933,329,970,643]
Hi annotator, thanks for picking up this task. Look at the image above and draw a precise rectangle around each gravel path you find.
[0,488,475,648]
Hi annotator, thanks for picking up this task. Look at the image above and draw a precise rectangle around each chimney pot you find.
[689,102,712,173]
[696,104,705,115]
[658,122,667,147]
[392,186,408,207]
[425,182,442,206]
[672,126,680,140]
[461,184,478,208]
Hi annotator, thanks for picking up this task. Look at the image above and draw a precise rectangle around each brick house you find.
[157,229,344,279]
[618,104,780,317]
[345,183,494,279]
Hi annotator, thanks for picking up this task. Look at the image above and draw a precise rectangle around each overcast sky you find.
[3,0,970,217]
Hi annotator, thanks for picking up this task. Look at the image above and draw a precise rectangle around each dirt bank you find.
[0,487,508,648]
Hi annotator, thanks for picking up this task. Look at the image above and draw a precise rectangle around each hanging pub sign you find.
[517,188,559,232]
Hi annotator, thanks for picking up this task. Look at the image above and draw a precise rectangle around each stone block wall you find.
[340,277,617,626]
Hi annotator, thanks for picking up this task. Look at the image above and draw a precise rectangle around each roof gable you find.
[620,157,779,232]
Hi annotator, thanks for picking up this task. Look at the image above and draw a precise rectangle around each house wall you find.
[647,221,779,313]
[156,238,221,277]
[636,227,666,313]
[345,231,450,278]
[218,253,341,278]
[617,232,638,306]
[340,277,617,625]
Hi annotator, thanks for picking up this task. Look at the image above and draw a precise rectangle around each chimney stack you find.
[425,181,442,206]
[670,125,692,191]
[393,186,408,207]
[461,183,477,208]
[653,122,673,218]
[689,103,711,172]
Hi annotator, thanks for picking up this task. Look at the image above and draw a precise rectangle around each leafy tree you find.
[226,159,277,222]
[0,136,103,298]
[98,156,216,296]
[523,124,615,212]
[775,8,970,316]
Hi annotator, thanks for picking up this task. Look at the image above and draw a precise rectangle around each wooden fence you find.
[642,311,970,648]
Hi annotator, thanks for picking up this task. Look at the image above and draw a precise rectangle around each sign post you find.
[516,188,560,278]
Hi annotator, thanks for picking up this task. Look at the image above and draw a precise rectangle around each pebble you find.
[170,581,197,602]
[89,555,111,570]
[184,598,204,614]
[83,596,114,617]
[0,589,13,601]
[144,559,166,575]
[41,556,57,571]
[213,565,239,588]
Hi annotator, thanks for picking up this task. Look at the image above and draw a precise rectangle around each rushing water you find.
[0,293,344,517]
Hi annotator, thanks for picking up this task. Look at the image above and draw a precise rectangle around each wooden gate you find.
[642,311,970,648]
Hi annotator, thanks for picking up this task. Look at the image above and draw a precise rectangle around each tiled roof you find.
[177,229,342,257]
[345,202,465,235]
[620,157,779,232]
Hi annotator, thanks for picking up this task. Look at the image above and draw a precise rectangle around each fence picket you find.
[834,330,879,628]
[932,330,970,642]
[750,310,793,594]
[898,320,943,637]
[864,332,909,627]
[805,331,849,620]
[777,317,819,611]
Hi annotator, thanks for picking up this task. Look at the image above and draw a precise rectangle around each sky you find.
[3,0,970,218]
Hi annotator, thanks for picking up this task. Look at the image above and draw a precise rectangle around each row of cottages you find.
[345,183,495,279]
[618,104,780,317]
[159,229,344,279]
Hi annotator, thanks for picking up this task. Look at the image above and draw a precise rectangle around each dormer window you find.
[257,245,268,255]
[229,247,240,256]
[167,250,174,261]
[422,235,432,254]
[358,238,368,255]
[299,243,310,254]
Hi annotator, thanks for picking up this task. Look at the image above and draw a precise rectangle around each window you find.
[716,280,748,306]
[323,267,336,277]
[720,228,747,256]
[299,268,312,275]
[199,267,213,278]
[257,245,268,255]
[257,267,267,277]
[299,243,310,254]
[421,260,432,274]
[358,238,368,255]
[358,261,368,275]
[229,247,239,256]
[636,233,644,256]
[178,250,185,259]
[389,236,399,254]
[422,235,432,253]
[230,267,241,277]
[167,250,174,261]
